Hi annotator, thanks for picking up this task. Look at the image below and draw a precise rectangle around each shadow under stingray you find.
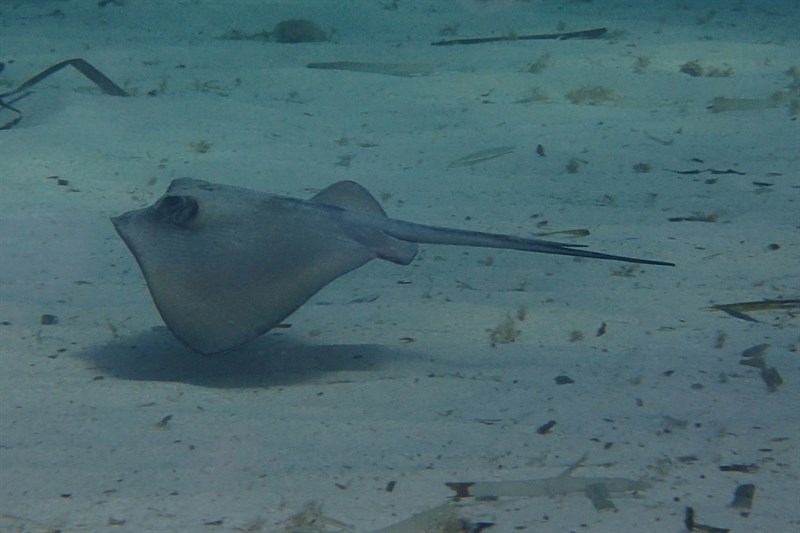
[76,327,423,389]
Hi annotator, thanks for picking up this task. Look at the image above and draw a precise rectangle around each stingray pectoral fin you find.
[314,182,419,265]
[310,180,388,216]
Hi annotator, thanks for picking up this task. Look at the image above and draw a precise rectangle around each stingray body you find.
[112,178,673,354]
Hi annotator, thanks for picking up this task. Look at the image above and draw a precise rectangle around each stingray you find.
[112,178,673,355]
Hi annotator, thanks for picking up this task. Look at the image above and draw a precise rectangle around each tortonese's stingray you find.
[112,178,673,355]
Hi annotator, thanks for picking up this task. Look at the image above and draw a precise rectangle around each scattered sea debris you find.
[664,167,745,176]
[679,60,733,77]
[446,455,648,511]
[273,19,329,43]
[738,343,783,392]
[220,19,329,43]
[566,85,615,105]
[448,146,515,168]
[536,420,557,434]
[521,53,552,74]
[719,463,758,474]
[0,58,128,130]
[739,343,770,365]
[1,513,64,533]
[432,27,606,46]
[514,86,549,103]
[759,367,783,392]
[730,483,756,511]
[633,56,651,73]
[565,157,586,173]
[153,414,172,429]
[307,61,436,77]
[667,212,719,223]
[568,329,584,342]
[372,503,491,533]
[489,313,521,347]
[278,500,490,533]
[534,228,590,238]
[708,92,787,113]
[40,314,59,325]
[706,65,799,115]
[684,506,730,533]
[279,500,352,532]
[708,299,800,323]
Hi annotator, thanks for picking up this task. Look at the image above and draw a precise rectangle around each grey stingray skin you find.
[112,178,673,355]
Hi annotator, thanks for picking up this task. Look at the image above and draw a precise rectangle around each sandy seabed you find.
[1,1,798,531]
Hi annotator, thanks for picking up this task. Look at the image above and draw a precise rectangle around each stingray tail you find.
[381,219,674,267]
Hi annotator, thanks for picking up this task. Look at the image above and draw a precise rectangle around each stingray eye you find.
[158,195,199,227]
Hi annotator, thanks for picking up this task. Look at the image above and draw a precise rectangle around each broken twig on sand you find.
[432,27,607,46]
